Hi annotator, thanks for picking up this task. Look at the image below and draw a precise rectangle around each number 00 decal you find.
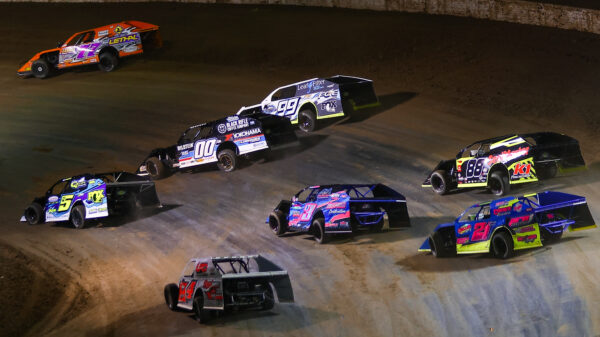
[194,139,217,159]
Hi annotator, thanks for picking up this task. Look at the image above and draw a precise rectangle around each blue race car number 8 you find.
[194,139,217,158]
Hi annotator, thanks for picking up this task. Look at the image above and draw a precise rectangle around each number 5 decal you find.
[58,195,74,212]
[194,139,217,159]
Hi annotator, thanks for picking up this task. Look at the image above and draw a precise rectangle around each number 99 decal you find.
[194,139,217,159]
[276,98,300,117]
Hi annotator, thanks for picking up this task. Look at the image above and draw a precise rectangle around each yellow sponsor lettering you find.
[87,190,105,203]
[109,35,138,45]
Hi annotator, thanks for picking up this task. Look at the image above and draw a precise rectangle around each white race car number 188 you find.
[277,98,299,116]
[194,139,216,159]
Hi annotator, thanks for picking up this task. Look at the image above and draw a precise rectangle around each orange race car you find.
[17,20,161,79]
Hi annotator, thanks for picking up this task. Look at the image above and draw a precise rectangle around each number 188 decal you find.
[194,139,217,159]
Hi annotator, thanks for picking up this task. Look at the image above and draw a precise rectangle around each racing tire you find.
[429,231,452,258]
[491,231,514,259]
[164,283,179,311]
[298,109,316,133]
[217,149,237,172]
[368,212,385,233]
[430,170,450,195]
[24,203,44,225]
[538,162,558,180]
[489,171,510,196]
[98,51,118,72]
[312,218,328,244]
[261,284,275,310]
[70,204,86,229]
[128,195,143,217]
[31,59,50,79]
[269,210,287,236]
[193,294,211,323]
[145,157,166,180]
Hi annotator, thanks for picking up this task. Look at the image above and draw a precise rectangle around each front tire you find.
[429,231,452,258]
[145,157,166,180]
[312,218,328,244]
[164,283,179,311]
[98,51,118,72]
[491,231,514,259]
[298,109,316,133]
[269,210,287,236]
[24,203,44,225]
[70,204,86,229]
[261,284,275,310]
[31,59,50,79]
[217,149,237,172]
[430,170,450,195]
[489,171,510,196]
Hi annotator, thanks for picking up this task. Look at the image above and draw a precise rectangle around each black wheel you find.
[541,229,563,242]
[145,157,166,180]
[217,149,237,172]
[538,162,558,179]
[98,51,118,72]
[45,53,58,65]
[193,294,211,323]
[489,171,510,196]
[298,109,316,133]
[24,203,44,225]
[429,231,451,258]
[261,284,275,310]
[312,218,328,244]
[70,204,86,229]
[128,195,142,217]
[368,211,385,233]
[430,170,449,195]
[31,59,50,79]
[268,210,287,236]
[491,231,514,259]
[164,283,179,311]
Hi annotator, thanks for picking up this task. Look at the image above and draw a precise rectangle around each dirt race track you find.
[1,3,600,337]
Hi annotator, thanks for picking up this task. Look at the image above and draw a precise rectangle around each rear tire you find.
[217,149,237,172]
[269,210,287,236]
[489,171,510,196]
[70,204,86,229]
[312,218,328,244]
[430,170,450,195]
[31,59,50,79]
[538,162,558,180]
[145,157,166,180]
[298,109,316,133]
[491,231,514,259]
[261,284,275,310]
[193,294,211,323]
[164,283,179,311]
[98,51,118,72]
[368,211,385,233]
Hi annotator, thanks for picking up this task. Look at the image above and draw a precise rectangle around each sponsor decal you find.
[196,262,208,273]
[70,178,86,189]
[326,202,346,209]
[220,118,249,132]
[513,202,523,212]
[457,224,472,235]
[493,206,511,215]
[508,215,532,227]
[457,237,468,244]
[517,234,537,243]
[322,101,337,113]
[123,44,138,53]
[98,29,109,37]
[487,147,529,166]
[177,143,194,151]
[48,196,59,203]
[233,128,261,139]
[217,124,227,133]
[512,163,532,177]
[114,25,123,34]
[87,190,105,203]
[109,34,139,45]
[298,79,325,92]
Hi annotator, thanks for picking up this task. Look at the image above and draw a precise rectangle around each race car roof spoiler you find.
[532,191,596,231]
[99,171,161,207]
[327,75,379,110]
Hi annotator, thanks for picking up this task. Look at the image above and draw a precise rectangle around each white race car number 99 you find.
[194,139,216,159]
[277,98,299,116]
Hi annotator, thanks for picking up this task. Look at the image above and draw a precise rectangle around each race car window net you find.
[348,186,375,198]
[182,261,195,277]
[296,188,314,202]
[271,86,297,101]
[66,31,92,46]
[459,205,482,222]
[48,180,68,195]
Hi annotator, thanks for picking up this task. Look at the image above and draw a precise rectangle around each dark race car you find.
[21,172,161,229]
[418,191,596,259]
[137,113,296,179]
[237,75,379,132]
[164,255,294,323]
[267,184,410,243]
[422,132,586,196]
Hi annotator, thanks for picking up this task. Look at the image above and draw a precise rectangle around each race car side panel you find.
[45,178,108,222]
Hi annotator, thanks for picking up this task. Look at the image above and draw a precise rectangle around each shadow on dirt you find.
[50,204,181,229]
[396,235,586,273]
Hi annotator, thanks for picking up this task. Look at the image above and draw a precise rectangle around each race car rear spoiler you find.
[221,255,294,303]
[100,171,161,207]
[533,191,596,232]
[327,75,379,110]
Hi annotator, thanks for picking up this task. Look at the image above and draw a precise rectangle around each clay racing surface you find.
[1,3,599,337]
